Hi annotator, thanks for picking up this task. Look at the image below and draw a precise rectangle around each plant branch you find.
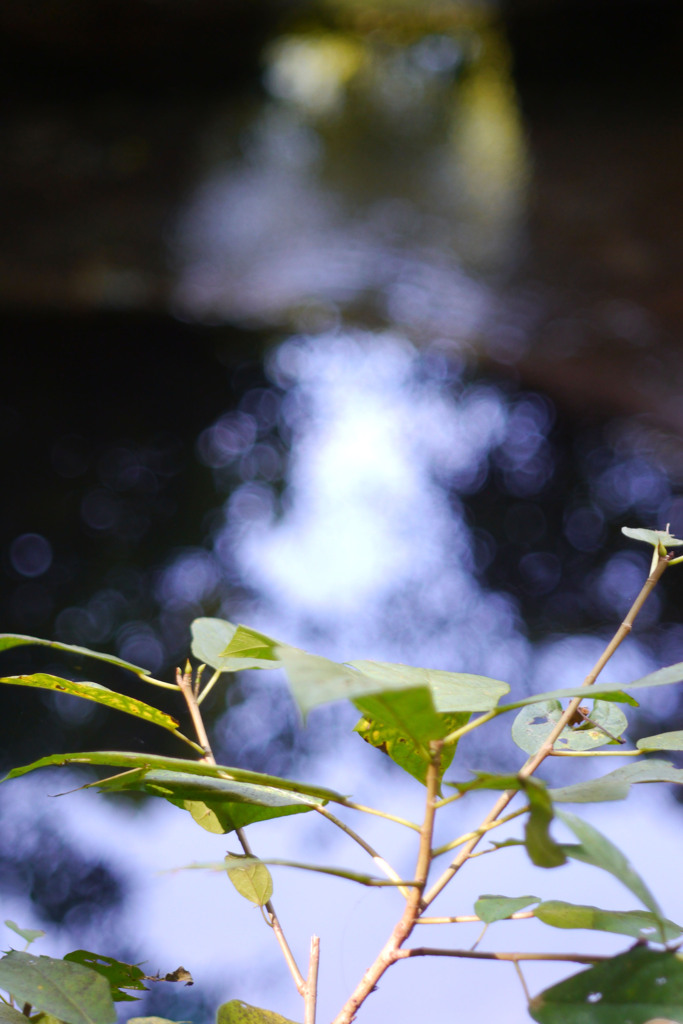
[395,947,610,965]
[417,911,535,924]
[197,668,222,706]
[176,663,307,997]
[339,799,421,831]
[304,936,320,1024]
[431,807,527,857]
[422,552,670,909]
[331,742,443,1024]
[314,806,411,897]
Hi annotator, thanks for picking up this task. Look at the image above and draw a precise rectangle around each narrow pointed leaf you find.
[183,857,411,887]
[474,894,539,923]
[524,778,566,867]
[637,731,683,751]
[0,951,115,1024]
[217,1001,298,1024]
[103,769,325,833]
[558,810,663,919]
[63,952,147,1003]
[5,919,45,943]
[0,675,180,735]
[505,661,683,713]
[549,759,683,803]
[533,900,682,941]
[529,946,683,1023]
[225,855,273,906]
[221,625,282,663]
[190,619,279,672]
[1,751,343,805]
[512,699,627,755]
[0,634,151,676]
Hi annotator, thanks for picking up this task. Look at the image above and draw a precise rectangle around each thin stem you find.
[339,799,421,831]
[176,663,307,998]
[549,748,643,757]
[197,668,223,706]
[140,674,182,691]
[314,806,411,897]
[395,948,609,965]
[304,936,320,1024]
[422,552,670,910]
[417,911,535,924]
[514,962,531,1003]
[431,807,527,858]
[442,708,499,746]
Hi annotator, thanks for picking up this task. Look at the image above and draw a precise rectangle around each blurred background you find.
[2,0,683,1021]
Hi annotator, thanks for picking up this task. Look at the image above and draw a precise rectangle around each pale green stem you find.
[339,799,421,832]
[197,668,223,706]
[549,748,643,757]
[140,674,181,691]
[315,806,411,897]
[431,806,527,857]
[417,910,535,924]
[394,947,609,965]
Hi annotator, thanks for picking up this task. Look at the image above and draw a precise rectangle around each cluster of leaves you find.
[3,527,683,1023]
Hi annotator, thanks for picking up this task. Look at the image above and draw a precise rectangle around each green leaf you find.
[0,1004,33,1024]
[354,707,468,787]
[62,953,147,1003]
[474,894,539,924]
[558,810,663,920]
[1,751,343,806]
[4,919,45,943]
[533,900,682,941]
[0,951,115,1024]
[622,526,683,548]
[511,700,627,755]
[637,731,683,751]
[348,660,510,712]
[524,778,566,868]
[225,855,273,906]
[549,759,683,802]
[0,634,151,676]
[507,661,683,714]
[0,675,180,737]
[105,769,325,834]
[216,1000,298,1024]
[190,619,280,673]
[529,946,683,1023]
[221,625,282,664]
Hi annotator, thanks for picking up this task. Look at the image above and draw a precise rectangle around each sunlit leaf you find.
[349,660,510,712]
[0,675,180,736]
[511,700,627,755]
[4,919,45,943]
[354,706,468,787]
[0,951,115,1024]
[102,769,325,834]
[0,634,152,676]
[529,946,683,1023]
[549,759,683,803]
[474,894,539,924]
[63,952,147,1003]
[533,900,682,941]
[1,751,343,805]
[221,625,282,663]
[225,855,273,906]
[558,810,663,922]
[622,526,683,548]
[216,1001,298,1024]
[507,662,683,714]
[637,731,683,752]
[190,619,279,672]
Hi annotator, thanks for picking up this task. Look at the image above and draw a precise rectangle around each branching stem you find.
[315,805,411,897]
